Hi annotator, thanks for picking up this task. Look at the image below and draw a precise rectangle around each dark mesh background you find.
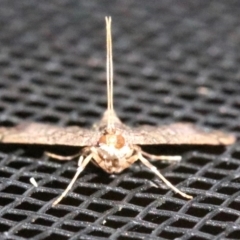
[0,0,239,239]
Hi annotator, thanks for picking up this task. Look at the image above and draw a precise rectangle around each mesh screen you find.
[0,0,240,239]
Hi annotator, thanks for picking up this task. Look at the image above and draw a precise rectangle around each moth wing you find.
[124,123,235,145]
[0,123,100,146]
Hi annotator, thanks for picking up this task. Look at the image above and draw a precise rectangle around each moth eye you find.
[115,134,125,149]
[99,135,107,145]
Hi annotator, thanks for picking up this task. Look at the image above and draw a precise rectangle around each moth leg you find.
[138,153,193,199]
[141,151,181,162]
[45,152,81,161]
[126,154,139,164]
[52,153,93,206]
[133,146,181,162]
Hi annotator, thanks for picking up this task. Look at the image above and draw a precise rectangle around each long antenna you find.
[105,16,114,129]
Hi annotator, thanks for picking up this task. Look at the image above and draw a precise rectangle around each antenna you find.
[105,16,114,129]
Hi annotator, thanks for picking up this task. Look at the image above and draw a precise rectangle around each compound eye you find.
[115,134,125,149]
[99,134,107,145]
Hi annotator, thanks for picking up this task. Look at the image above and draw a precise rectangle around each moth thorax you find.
[99,133,125,149]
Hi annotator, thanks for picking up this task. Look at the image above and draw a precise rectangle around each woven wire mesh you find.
[0,0,240,239]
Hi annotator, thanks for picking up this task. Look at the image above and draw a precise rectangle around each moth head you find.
[95,131,132,172]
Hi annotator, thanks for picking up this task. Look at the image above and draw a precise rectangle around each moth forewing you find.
[0,16,236,206]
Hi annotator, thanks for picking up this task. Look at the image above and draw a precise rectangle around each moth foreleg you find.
[45,151,81,161]
[52,153,93,206]
[138,153,193,200]
[140,151,181,162]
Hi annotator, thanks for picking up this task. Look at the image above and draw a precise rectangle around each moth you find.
[0,17,235,206]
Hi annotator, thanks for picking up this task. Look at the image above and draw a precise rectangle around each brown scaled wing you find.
[124,123,235,145]
[0,123,101,146]
[0,122,235,146]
